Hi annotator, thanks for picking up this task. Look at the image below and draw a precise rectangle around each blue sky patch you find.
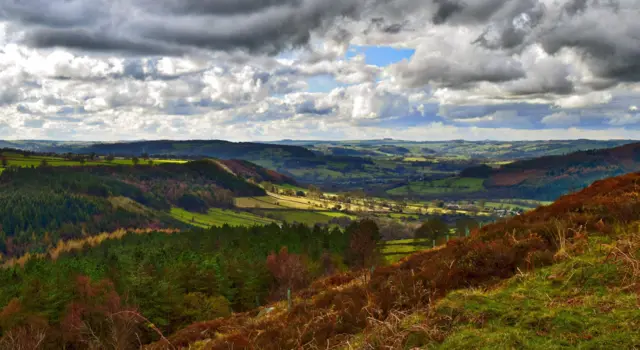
[345,45,415,67]
[306,74,342,93]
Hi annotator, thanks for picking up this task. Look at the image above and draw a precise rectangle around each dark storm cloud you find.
[537,1,640,82]
[0,0,102,28]
[563,0,589,16]
[365,18,409,34]
[4,0,365,55]
[432,0,464,24]
[161,0,302,16]
[540,30,638,80]
[432,0,542,25]
[25,29,188,56]
[455,0,640,87]
[472,0,546,50]
[3,0,548,56]
[4,0,640,94]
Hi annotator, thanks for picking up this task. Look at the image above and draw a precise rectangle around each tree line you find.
[0,220,382,348]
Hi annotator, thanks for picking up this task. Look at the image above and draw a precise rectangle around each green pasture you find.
[387,177,486,196]
[170,207,275,228]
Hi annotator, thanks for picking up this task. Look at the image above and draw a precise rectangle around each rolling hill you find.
[389,142,640,201]
[483,141,640,200]
[4,139,638,193]
[78,140,316,160]
[271,139,637,160]
[151,170,640,349]
[0,140,315,160]
[0,159,293,257]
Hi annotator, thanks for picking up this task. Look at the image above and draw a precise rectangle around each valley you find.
[6,139,639,199]
[0,139,638,349]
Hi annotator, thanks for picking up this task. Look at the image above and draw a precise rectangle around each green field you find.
[254,209,337,225]
[388,213,420,220]
[388,177,486,196]
[276,183,308,192]
[170,207,275,228]
[317,211,356,219]
[380,238,432,263]
[286,168,345,181]
[0,152,186,170]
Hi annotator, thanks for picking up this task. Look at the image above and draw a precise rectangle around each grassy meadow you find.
[253,209,352,225]
[368,234,640,349]
[169,207,275,228]
[380,238,432,263]
[388,177,486,196]
[0,152,187,174]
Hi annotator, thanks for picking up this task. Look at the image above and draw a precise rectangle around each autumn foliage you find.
[0,275,149,349]
[150,172,640,349]
[346,219,381,268]
[266,247,309,300]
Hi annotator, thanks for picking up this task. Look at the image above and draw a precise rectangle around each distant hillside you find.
[218,159,297,185]
[0,160,274,256]
[4,138,635,162]
[155,171,640,349]
[484,141,640,200]
[270,139,637,160]
[78,140,316,159]
[376,145,411,155]
[0,139,315,160]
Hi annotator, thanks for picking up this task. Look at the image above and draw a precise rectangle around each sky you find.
[0,0,640,141]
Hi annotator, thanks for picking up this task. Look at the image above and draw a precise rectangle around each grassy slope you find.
[434,238,640,349]
[352,232,640,349]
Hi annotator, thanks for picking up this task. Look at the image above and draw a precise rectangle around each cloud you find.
[541,111,580,126]
[391,29,526,88]
[504,47,574,95]
[554,91,613,109]
[608,113,640,126]
[537,2,640,83]
[4,0,371,55]
[0,0,640,142]
[295,99,334,115]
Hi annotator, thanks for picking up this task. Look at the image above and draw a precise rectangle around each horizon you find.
[1,136,640,144]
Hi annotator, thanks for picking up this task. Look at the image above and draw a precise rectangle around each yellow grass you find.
[234,196,284,209]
